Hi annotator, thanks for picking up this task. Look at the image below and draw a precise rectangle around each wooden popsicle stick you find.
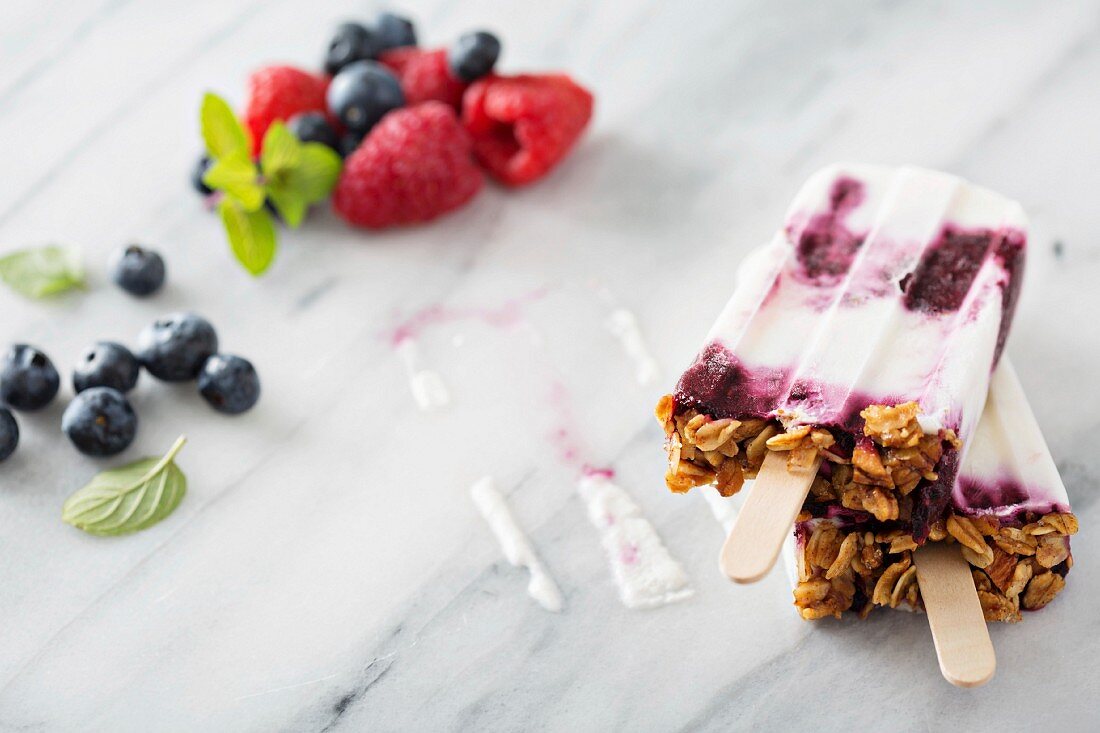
[719,450,821,583]
[913,543,996,688]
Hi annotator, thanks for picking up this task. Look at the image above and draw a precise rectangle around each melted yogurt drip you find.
[470,477,564,613]
[578,472,693,609]
[395,338,450,411]
[604,308,660,385]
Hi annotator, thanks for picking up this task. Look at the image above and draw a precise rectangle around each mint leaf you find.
[219,199,277,275]
[261,122,310,228]
[260,121,301,179]
[262,140,342,228]
[265,188,308,228]
[289,143,343,201]
[204,150,265,211]
[201,92,250,159]
[62,436,188,536]
[0,245,84,298]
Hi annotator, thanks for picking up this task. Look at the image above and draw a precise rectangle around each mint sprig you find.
[0,245,84,298]
[205,150,265,211]
[198,92,342,275]
[260,121,342,228]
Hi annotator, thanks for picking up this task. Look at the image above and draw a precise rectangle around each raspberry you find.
[332,102,483,228]
[462,74,593,186]
[380,48,467,109]
[243,66,330,154]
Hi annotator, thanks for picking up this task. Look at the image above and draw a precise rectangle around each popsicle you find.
[655,164,1027,582]
[786,360,1077,624]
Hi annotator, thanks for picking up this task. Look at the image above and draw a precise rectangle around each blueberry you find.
[136,313,218,382]
[373,12,417,51]
[449,31,501,82]
[73,342,140,394]
[0,345,60,411]
[324,22,381,75]
[338,131,365,158]
[110,244,166,297]
[62,387,137,457]
[198,354,260,415]
[192,155,213,195]
[326,61,404,133]
[0,407,18,462]
[287,112,340,151]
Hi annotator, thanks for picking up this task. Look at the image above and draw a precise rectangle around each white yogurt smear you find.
[604,308,660,385]
[395,338,450,411]
[577,472,693,609]
[470,477,564,613]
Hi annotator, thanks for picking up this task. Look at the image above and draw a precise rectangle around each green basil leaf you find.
[219,199,277,275]
[201,92,251,159]
[62,436,188,536]
[0,245,84,298]
[203,151,265,212]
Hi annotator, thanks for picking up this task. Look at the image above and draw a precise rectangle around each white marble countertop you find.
[1,1,1098,730]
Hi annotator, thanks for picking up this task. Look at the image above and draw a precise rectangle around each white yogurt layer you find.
[955,360,1071,518]
[698,164,1026,455]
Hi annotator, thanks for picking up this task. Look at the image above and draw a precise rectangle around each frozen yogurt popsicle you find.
[656,164,1028,580]
[787,359,1076,623]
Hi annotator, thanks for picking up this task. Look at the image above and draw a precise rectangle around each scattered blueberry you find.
[198,355,261,415]
[449,31,501,82]
[110,244,166,297]
[192,155,213,195]
[62,387,137,457]
[326,61,405,133]
[324,22,381,75]
[339,131,365,158]
[136,313,218,382]
[0,345,60,411]
[73,342,140,394]
[287,112,340,151]
[373,11,417,51]
[0,407,18,462]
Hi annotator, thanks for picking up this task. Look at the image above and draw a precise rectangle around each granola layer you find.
[655,394,1078,620]
[656,394,958,539]
[793,511,1077,622]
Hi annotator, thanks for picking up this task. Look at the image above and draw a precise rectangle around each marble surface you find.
[1,0,1099,730]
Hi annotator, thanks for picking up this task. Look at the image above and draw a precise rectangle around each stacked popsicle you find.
[787,360,1074,623]
[655,165,1076,639]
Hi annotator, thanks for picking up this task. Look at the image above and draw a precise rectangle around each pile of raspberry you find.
[234,11,593,229]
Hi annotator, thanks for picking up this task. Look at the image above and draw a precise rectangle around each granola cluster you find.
[656,394,1079,621]
[844,403,957,521]
[657,397,955,524]
[793,511,1077,622]
[655,394,775,497]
